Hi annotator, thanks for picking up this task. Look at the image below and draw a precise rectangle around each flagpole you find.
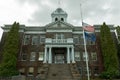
[80,3,90,80]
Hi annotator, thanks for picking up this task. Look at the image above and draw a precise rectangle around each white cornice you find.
[46,29,72,32]
[24,31,46,34]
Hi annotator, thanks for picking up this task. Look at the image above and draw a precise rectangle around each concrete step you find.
[47,64,73,79]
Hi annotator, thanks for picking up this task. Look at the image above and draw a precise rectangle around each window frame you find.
[30,52,36,61]
[38,52,44,61]
[24,35,30,45]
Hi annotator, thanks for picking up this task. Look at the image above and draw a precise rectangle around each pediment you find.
[45,21,73,29]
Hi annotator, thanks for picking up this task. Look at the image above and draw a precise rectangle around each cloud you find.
[5,0,120,25]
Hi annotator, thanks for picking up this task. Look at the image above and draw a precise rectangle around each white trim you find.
[46,45,73,48]
[4,30,24,32]
[95,30,115,32]
[25,31,46,34]
[73,32,83,34]
[46,30,72,32]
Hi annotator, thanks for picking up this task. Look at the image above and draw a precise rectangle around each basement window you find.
[28,67,34,76]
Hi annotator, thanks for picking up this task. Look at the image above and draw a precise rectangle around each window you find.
[75,52,80,61]
[73,36,79,44]
[28,67,34,76]
[55,18,58,21]
[93,66,99,76]
[32,36,39,45]
[37,67,41,74]
[40,36,45,43]
[38,52,44,61]
[83,67,91,76]
[19,68,25,75]
[24,35,30,45]
[79,35,84,45]
[78,67,82,74]
[91,52,97,61]
[55,34,64,39]
[21,53,27,61]
[83,52,89,61]
[30,52,36,61]
[86,39,95,45]
[61,18,64,21]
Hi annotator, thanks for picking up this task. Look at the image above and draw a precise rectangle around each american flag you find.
[82,22,95,32]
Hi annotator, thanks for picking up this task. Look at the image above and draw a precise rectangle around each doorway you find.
[52,48,66,64]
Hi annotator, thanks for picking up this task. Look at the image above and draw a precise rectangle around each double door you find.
[55,54,65,64]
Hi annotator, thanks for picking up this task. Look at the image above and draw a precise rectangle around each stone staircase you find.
[46,63,81,80]
[36,64,49,80]
[70,63,81,80]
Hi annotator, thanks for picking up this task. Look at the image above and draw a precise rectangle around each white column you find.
[43,47,47,63]
[71,47,75,63]
[67,47,70,63]
[48,47,52,63]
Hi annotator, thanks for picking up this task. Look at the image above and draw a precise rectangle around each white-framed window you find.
[37,67,41,74]
[73,36,79,44]
[75,52,80,61]
[91,52,97,61]
[28,67,34,76]
[83,52,89,61]
[80,35,84,45]
[86,39,95,45]
[32,36,39,45]
[30,52,36,61]
[19,68,25,75]
[93,66,99,76]
[24,35,30,45]
[83,67,91,76]
[40,36,45,43]
[55,34,64,39]
[21,53,27,61]
[38,52,44,61]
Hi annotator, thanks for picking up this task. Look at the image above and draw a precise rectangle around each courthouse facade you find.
[0,8,116,78]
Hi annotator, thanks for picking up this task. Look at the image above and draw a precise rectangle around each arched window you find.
[55,18,58,21]
[61,18,64,21]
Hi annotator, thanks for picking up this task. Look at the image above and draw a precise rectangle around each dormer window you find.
[55,18,58,21]
[61,18,64,21]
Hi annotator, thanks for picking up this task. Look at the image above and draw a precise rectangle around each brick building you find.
[0,8,117,79]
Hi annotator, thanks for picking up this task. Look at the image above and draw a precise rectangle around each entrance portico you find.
[43,45,75,64]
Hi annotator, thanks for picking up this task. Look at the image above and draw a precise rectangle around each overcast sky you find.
[0,0,120,40]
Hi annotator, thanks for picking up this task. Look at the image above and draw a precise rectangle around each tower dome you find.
[51,8,68,22]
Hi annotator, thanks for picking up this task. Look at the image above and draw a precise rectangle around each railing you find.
[45,38,73,44]
[52,39,67,43]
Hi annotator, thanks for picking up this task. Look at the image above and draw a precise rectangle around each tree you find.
[100,22,119,79]
[0,22,20,76]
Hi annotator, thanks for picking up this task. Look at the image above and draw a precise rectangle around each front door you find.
[55,54,64,64]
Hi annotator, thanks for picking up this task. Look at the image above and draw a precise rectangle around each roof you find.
[51,8,67,17]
